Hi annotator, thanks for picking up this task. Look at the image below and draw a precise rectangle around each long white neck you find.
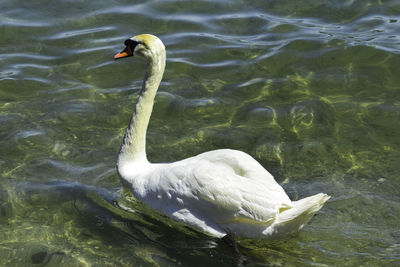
[117,48,166,167]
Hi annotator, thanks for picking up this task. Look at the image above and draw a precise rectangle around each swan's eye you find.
[124,39,140,48]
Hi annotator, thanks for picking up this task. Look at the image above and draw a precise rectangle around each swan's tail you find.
[264,193,330,238]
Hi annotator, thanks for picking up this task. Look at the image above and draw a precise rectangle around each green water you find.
[1,0,400,266]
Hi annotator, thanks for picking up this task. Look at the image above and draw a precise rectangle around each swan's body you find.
[114,34,330,239]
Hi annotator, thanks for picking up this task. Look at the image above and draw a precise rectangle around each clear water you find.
[1,0,400,266]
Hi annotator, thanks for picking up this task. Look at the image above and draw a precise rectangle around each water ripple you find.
[45,26,116,40]
[15,130,45,140]
[0,16,50,27]
[0,53,57,61]
[47,160,104,175]
[90,4,150,16]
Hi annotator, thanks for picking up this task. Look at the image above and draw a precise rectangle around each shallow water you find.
[1,0,400,266]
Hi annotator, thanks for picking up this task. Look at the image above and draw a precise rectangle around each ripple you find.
[88,36,122,45]
[183,97,223,116]
[47,160,104,175]
[50,84,92,94]
[289,99,336,139]
[15,130,45,140]
[236,78,266,88]
[0,16,50,27]
[86,60,115,71]
[11,63,51,70]
[73,45,115,55]
[44,26,115,40]
[185,98,219,107]
[90,4,149,16]
[169,57,240,68]
[0,53,57,61]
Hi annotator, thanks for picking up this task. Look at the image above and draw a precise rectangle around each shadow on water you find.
[2,180,258,266]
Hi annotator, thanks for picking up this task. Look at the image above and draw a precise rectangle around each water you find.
[1,0,400,265]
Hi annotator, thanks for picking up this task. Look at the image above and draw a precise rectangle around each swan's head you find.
[114,34,165,62]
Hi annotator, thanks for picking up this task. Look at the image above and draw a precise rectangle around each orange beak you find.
[114,45,133,60]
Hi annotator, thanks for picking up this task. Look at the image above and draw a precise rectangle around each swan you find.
[114,34,330,239]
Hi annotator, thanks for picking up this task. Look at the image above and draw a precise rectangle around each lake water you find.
[1,0,400,266]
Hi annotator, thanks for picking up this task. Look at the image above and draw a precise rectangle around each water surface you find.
[1,0,400,266]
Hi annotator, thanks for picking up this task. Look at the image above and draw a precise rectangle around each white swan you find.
[114,34,330,239]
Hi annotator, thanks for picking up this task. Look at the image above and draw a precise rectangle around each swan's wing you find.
[186,156,292,224]
[151,150,292,225]
[134,150,292,235]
